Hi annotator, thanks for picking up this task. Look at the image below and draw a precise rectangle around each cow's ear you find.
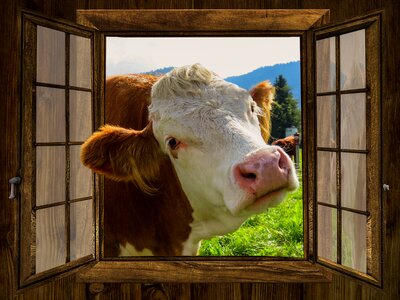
[80,123,164,194]
[250,81,275,143]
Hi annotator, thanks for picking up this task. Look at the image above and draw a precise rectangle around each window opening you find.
[103,36,303,258]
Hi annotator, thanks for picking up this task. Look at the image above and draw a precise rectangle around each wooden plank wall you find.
[1,0,399,299]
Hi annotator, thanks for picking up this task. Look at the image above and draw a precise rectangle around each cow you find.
[272,134,299,159]
[81,64,298,256]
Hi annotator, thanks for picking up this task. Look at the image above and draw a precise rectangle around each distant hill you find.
[145,66,174,76]
[143,61,301,107]
[225,61,301,106]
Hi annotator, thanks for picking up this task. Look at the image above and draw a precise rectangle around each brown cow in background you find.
[272,134,299,159]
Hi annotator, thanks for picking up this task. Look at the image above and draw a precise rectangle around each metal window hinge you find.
[9,176,21,199]
[383,184,390,192]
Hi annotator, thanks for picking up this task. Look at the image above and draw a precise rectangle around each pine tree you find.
[270,75,301,141]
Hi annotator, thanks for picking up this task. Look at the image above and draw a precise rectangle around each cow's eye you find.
[166,137,181,159]
[250,103,255,113]
[167,138,179,150]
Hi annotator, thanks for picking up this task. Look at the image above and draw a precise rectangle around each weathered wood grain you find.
[191,283,303,300]
[76,9,329,31]
[304,271,383,300]
[15,275,86,300]
[142,283,191,300]
[86,0,193,9]
[311,13,382,285]
[380,3,400,300]
[20,15,37,284]
[304,28,316,266]
[1,1,399,300]
[77,261,331,283]
[301,0,398,299]
[191,283,243,300]
[1,0,21,298]
[194,0,301,9]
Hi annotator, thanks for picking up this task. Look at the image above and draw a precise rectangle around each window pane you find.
[316,37,336,93]
[36,87,65,143]
[70,35,92,89]
[70,200,94,260]
[36,146,66,206]
[318,205,337,262]
[69,90,92,142]
[340,30,366,90]
[341,93,366,150]
[341,153,367,211]
[317,151,337,205]
[36,205,66,273]
[342,211,367,272]
[317,96,336,148]
[70,145,93,199]
[37,26,65,85]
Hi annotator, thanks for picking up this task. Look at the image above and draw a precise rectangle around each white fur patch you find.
[147,64,298,254]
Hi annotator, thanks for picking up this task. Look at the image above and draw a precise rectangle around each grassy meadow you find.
[199,161,304,257]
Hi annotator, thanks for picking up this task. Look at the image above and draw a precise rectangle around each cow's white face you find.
[149,64,298,232]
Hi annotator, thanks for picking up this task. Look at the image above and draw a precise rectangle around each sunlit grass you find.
[199,158,303,257]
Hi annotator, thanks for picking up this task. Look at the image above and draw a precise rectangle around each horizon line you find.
[106,60,301,78]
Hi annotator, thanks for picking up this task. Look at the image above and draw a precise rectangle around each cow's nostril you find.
[242,172,257,179]
[234,164,258,186]
[240,168,257,179]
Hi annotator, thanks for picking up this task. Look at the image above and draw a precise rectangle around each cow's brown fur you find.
[272,135,297,158]
[81,123,164,194]
[81,74,193,256]
[81,74,274,256]
[250,81,275,142]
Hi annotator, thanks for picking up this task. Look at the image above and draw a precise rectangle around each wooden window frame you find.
[75,9,333,284]
[313,14,382,286]
[19,9,382,287]
[20,12,99,287]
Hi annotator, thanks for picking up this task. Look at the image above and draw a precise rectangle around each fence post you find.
[294,132,300,169]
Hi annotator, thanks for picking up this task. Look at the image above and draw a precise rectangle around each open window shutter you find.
[20,12,99,286]
[312,13,381,285]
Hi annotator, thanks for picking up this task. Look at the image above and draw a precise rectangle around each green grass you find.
[199,165,304,257]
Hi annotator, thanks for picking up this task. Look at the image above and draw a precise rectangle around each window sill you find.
[77,260,331,283]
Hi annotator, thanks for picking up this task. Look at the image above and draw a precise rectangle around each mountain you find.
[225,61,301,106]
[143,61,301,107]
[145,66,174,76]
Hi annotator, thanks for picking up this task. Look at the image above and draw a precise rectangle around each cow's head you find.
[81,64,298,237]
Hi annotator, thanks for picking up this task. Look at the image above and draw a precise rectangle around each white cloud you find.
[106,37,300,78]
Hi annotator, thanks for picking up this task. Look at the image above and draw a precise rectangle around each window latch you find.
[383,184,390,192]
[9,176,21,200]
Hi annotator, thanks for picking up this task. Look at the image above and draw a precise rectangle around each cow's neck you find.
[182,200,247,255]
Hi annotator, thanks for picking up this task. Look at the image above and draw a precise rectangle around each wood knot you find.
[142,283,169,300]
[89,283,105,295]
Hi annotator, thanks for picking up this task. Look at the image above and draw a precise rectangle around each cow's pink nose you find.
[234,147,292,196]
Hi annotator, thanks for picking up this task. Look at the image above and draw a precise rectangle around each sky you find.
[106,37,300,78]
